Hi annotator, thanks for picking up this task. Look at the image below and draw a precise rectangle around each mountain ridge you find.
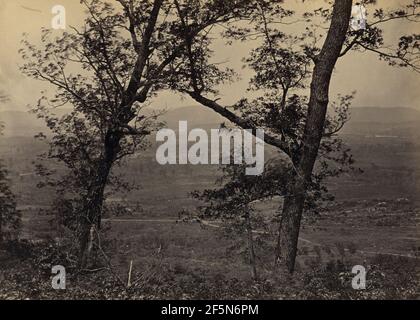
[1,106,419,137]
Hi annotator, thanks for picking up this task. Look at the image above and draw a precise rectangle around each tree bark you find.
[275,177,305,272]
[276,0,352,273]
[78,166,110,268]
[78,131,122,269]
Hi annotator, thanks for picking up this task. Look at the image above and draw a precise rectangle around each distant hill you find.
[0,106,226,137]
[1,106,419,137]
[0,110,46,137]
[348,107,420,123]
[163,105,420,125]
[164,106,420,137]
[342,107,420,137]
[160,106,225,129]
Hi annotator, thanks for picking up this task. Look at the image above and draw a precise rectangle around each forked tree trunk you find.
[78,165,110,269]
[276,0,353,273]
[78,131,122,269]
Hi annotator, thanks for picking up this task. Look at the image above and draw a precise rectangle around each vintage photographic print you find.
[0,0,419,304]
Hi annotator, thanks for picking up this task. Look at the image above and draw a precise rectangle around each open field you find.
[2,133,420,254]
[0,115,419,298]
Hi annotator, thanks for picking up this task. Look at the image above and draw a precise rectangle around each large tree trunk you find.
[78,170,108,269]
[78,162,111,268]
[78,131,122,269]
[275,177,306,273]
[276,0,353,273]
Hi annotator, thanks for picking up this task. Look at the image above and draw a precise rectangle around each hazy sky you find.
[0,0,419,113]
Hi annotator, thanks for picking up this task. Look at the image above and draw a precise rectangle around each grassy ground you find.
[1,197,417,300]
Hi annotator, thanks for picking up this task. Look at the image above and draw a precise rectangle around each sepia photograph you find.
[0,0,419,305]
